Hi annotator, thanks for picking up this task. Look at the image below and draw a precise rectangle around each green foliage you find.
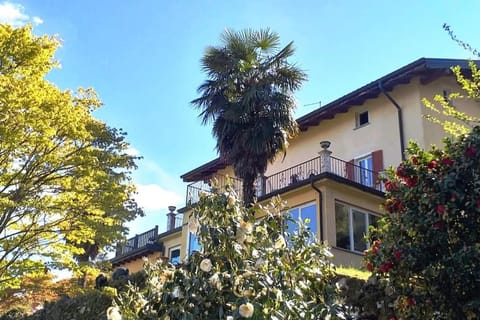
[191,29,307,205]
[22,289,115,320]
[365,128,480,319]
[423,25,480,137]
[114,185,344,319]
[0,24,142,291]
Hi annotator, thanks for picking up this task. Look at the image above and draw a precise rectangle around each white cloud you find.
[134,183,182,211]
[32,16,42,25]
[0,2,43,26]
[126,146,140,157]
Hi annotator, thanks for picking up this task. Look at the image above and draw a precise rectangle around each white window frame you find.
[355,110,369,128]
[335,202,378,253]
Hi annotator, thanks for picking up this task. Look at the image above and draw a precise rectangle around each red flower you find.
[441,157,454,166]
[379,261,393,273]
[394,250,402,260]
[407,297,416,306]
[433,221,443,229]
[411,157,419,165]
[385,180,399,192]
[396,164,404,177]
[366,262,373,271]
[437,204,445,216]
[466,146,476,157]
[405,177,418,187]
[389,318,396,320]
[428,160,438,169]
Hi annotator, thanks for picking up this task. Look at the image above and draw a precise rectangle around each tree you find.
[422,24,480,137]
[0,24,142,291]
[192,29,307,205]
[113,184,345,319]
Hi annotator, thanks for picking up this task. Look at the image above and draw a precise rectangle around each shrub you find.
[114,186,345,319]
[365,127,480,318]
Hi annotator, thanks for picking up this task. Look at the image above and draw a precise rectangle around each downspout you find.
[378,81,406,161]
[310,181,324,242]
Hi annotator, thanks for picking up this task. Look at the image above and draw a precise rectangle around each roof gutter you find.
[310,180,324,242]
[378,81,406,161]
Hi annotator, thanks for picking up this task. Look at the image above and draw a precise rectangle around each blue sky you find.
[0,0,479,237]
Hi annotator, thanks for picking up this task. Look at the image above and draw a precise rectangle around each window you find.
[356,155,373,187]
[335,202,379,252]
[286,203,317,242]
[188,232,201,255]
[169,246,181,265]
[355,111,369,128]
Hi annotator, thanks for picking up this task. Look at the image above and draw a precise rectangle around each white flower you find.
[274,236,286,249]
[106,306,122,320]
[227,194,236,206]
[188,219,199,234]
[200,258,213,272]
[142,256,149,263]
[226,316,234,320]
[251,249,259,258]
[238,302,254,318]
[255,257,265,269]
[172,286,182,298]
[239,220,253,233]
[209,273,222,290]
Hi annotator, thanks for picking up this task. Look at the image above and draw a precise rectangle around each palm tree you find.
[192,29,307,205]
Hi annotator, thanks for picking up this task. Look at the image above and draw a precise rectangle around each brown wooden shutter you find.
[346,159,354,180]
[372,149,384,186]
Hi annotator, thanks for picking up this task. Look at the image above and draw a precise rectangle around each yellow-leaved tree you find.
[0,24,142,292]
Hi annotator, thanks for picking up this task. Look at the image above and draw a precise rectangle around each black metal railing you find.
[116,226,158,257]
[185,156,382,206]
[263,155,382,194]
[174,216,183,229]
[186,175,243,205]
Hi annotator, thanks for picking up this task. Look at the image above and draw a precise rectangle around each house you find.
[112,57,480,271]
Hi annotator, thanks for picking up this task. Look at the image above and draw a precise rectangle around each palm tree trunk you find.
[242,174,256,207]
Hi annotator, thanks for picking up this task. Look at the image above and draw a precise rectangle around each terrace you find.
[185,146,383,206]
[113,215,183,261]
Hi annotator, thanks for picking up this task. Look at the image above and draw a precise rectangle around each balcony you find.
[186,175,243,206]
[115,226,159,257]
[185,155,383,206]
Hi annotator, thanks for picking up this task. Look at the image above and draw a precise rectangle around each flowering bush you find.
[113,185,345,319]
[365,127,480,319]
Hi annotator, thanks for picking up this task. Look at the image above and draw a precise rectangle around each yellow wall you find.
[116,230,182,273]
[117,251,163,274]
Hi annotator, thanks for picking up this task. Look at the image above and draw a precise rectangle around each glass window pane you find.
[300,204,317,236]
[170,248,181,265]
[188,232,201,255]
[286,208,299,234]
[335,203,350,250]
[352,209,367,252]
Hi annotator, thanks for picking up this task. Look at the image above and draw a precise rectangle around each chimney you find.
[167,206,176,231]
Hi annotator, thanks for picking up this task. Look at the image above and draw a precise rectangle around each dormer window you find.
[355,111,369,128]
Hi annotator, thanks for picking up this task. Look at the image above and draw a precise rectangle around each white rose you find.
[106,306,122,320]
[172,286,183,298]
[208,273,222,290]
[238,302,254,318]
[274,236,286,249]
[188,219,199,234]
[200,258,213,272]
[227,194,236,206]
